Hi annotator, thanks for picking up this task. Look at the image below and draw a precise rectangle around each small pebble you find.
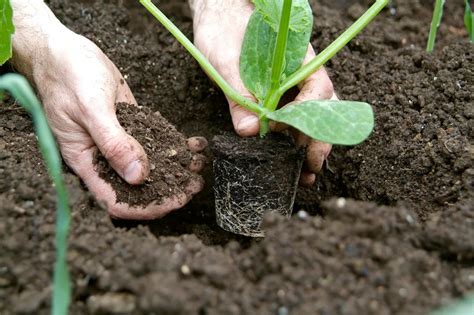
[180,265,191,275]
[297,210,308,220]
[405,214,415,225]
[336,198,346,208]
[168,149,178,157]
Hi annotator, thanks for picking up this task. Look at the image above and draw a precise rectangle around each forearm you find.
[11,0,69,78]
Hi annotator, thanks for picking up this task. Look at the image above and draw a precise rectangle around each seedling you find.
[0,74,71,315]
[140,0,389,145]
[427,0,445,52]
[465,0,474,42]
[427,0,474,52]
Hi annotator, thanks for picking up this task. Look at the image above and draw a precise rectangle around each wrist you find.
[11,0,71,79]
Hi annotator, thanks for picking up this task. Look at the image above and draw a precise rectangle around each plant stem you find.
[0,74,71,315]
[268,0,292,97]
[427,0,445,52]
[259,116,270,137]
[139,0,263,116]
[261,0,292,136]
[266,0,389,111]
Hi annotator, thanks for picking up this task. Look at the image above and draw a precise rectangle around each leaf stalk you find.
[139,0,263,115]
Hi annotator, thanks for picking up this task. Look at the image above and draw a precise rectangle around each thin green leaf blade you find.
[465,0,474,42]
[240,0,313,101]
[0,74,71,315]
[0,0,15,65]
[266,100,374,145]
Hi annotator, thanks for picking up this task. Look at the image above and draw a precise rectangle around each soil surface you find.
[95,103,199,206]
[1,0,473,314]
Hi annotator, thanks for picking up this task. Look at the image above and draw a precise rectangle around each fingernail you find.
[124,160,142,184]
[236,116,259,133]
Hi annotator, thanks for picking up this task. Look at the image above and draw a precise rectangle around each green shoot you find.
[431,295,474,315]
[264,0,293,135]
[465,0,474,42]
[0,74,71,315]
[141,0,389,145]
[0,0,15,65]
[427,0,445,52]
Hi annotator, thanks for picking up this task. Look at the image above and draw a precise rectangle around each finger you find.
[109,176,205,220]
[306,141,332,174]
[187,136,208,153]
[84,106,150,185]
[299,172,316,187]
[60,140,121,213]
[295,46,334,103]
[225,79,260,137]
[188,153,206,172]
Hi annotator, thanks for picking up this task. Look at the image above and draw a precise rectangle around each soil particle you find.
[95,103,201,206]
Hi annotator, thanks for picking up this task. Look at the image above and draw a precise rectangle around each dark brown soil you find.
[212,133,304,236]
[1,0,473,314]
[95,103,198,206]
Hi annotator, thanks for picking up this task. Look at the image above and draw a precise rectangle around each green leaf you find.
[465,0,474,42]
[0,0,15,65]
[252,0,313,32]
[266,100,374,145]
[240,0,312,101]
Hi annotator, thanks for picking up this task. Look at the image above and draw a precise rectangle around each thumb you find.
[85,107,149,185]
[224,75,260,137]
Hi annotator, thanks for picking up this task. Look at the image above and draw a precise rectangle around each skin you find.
[10,0,334,219]
[11,0,205,220]
[191,0,334,186]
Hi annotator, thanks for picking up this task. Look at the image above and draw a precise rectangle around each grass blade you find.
[465,0,474,42]
[426,0,445,52]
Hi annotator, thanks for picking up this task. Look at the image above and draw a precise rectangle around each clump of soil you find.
[95,103,201,206]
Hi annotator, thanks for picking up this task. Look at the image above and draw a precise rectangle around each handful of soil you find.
[95,103,202,207]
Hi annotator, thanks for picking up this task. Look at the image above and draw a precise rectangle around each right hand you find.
[192,0,334,187]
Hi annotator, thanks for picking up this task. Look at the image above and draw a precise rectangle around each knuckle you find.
[101,137,128,163]
[304,74,334,100]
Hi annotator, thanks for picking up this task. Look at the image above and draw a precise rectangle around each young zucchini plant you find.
[0,74,71,315]
[140,0,390,145]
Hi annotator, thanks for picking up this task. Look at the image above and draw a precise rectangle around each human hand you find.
[11,0,205,219]
[191,0,333,187]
